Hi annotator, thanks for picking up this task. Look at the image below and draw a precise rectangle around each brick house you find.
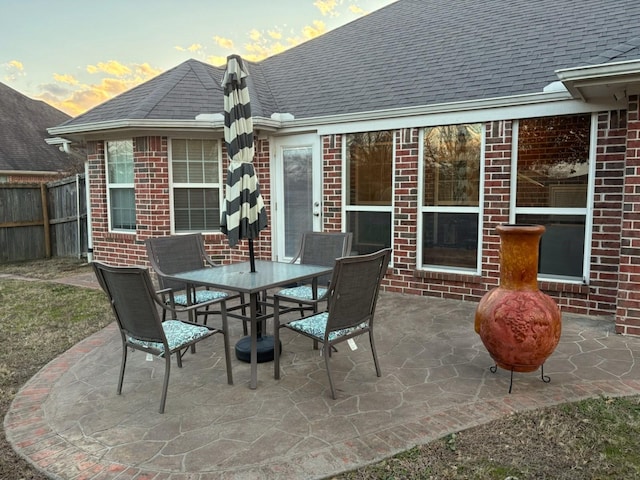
[49,0,640,333]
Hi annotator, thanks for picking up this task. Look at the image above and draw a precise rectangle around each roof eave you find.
[556,59,640,102]
[278,90,577,129]
[48,117,283,140]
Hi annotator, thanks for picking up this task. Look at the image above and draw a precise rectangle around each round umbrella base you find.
[235,335,281,363]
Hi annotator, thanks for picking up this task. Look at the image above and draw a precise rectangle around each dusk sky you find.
[1,0,395,117]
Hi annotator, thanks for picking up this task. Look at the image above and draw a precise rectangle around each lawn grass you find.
[0,258,113,480]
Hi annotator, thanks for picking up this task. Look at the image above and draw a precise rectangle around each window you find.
[344,131,393,255]
[513,114,592,281]
[171,139,221,232]
[420,124,483,271]
[106,140,135,232]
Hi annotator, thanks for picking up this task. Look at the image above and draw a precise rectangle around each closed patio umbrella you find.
[220,54,267,274]
[220,54,273,363]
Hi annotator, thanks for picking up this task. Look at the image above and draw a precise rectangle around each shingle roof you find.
[0,82,72,172]
[58,0,640,130]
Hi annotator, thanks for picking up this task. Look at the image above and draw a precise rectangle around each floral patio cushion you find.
[287,312,367,342]
[168,289,227,306]
[127,320,211,354]
[277,285,328,300]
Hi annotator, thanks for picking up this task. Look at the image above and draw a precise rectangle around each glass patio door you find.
[272,134,321,262]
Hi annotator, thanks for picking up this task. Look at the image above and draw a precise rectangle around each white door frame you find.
[270,133,322,262]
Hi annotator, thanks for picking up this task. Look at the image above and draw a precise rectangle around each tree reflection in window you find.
[346,131,393,206]
[423,124,481,207]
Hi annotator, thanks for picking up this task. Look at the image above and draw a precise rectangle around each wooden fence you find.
[0,174,88,262]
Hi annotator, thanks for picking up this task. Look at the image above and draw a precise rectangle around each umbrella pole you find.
[248,239,256,273]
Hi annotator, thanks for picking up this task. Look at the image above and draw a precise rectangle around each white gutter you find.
[556,59,640,82]
[48,117,284,137]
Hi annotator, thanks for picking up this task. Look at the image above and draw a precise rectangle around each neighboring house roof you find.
[0,81,72,173]
[53,0,640,135]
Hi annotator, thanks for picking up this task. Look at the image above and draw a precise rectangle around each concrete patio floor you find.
[6,273,640,479]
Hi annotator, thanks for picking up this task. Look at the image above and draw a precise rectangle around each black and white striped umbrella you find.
[220,54,267,272]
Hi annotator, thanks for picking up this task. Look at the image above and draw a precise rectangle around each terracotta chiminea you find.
[475,224,561,390]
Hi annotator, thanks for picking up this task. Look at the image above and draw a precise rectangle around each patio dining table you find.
[169,260,333,389]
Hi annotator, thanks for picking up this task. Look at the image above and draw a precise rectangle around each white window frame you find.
[417,124,485,275]
[342,131,395,260]
[105,139,135,234]
[169,138,224,234]
[510,113,596,285]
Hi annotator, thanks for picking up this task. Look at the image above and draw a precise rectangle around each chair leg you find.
[117,344,128,395]
[324,343,337,399]
[176,350,183,368]
[159,354,171,414]
[220,302,233,385]
[202,303,211,326]
[274,297,281,379]
[369,331,382,377]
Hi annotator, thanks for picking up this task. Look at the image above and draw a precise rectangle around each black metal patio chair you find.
[145,233,247,334]
[92,261,233,413]
[273,231,352,317]
[273,248,391,399]
[92,262,233,413]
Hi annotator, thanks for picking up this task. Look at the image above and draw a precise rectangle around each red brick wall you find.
[616,96,640,334]
[322,134,344,232]
[89,136,272,267]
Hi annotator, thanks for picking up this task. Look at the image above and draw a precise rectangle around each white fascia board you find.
[302,91,616,136]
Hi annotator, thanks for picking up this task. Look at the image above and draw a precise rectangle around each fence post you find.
[40,183,51,258]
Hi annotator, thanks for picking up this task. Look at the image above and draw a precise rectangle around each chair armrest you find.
[152,287,210,318]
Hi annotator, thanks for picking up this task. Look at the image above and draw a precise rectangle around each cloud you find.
[53,73,79,85]
[314,0,341,16]
[3,59,26,82]
[213,36,234,49]
[86,60,131,77]
[300,20,327,40]
[8,59,24,71]
[175,43,205,54]
[207,55,227,66]
[38,61,161,116]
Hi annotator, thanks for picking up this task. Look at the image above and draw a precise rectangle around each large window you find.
[106,140,135,232]
[345,131,393,255]
[420,124,483,271]
[513,114,592,281]
[171,139,221,232]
